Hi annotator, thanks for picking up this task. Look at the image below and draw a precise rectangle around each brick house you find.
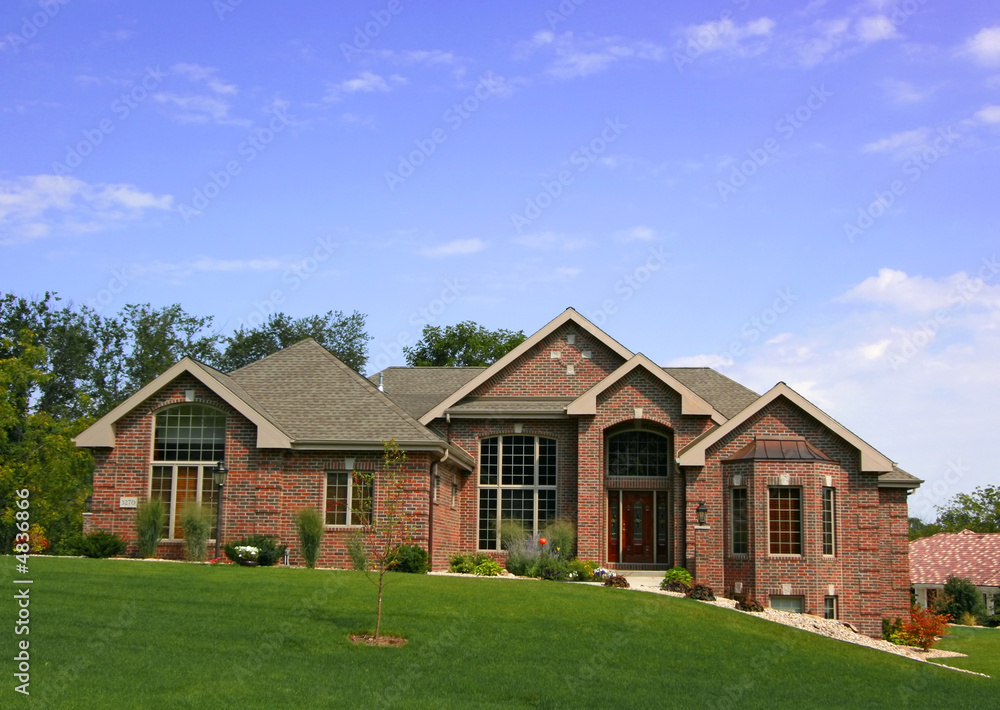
[910,529,1000,615]
[76,308,921,636]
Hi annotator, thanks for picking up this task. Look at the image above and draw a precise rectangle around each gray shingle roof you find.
[229,340,444,445]
[369,366,486,419]
[662,367,759,419]
[445,397,576,416]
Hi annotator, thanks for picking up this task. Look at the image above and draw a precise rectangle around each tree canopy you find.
[935,485,1000,534]
[215,310,370,373]
[403,321,525,367]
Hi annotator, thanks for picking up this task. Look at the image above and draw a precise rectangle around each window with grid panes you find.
[150,405,224,539]
[731,488,749,554]
[768,487,802,555]
[606,430,671,476]
[478,435,556,550]
[325,471,372,526]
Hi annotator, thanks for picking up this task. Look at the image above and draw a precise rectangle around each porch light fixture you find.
[212,460,229,558]
[696,501,708,526]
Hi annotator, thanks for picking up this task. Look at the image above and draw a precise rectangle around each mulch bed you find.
[349,634,407,647]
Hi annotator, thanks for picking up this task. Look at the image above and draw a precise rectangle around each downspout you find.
[428,449,452,570]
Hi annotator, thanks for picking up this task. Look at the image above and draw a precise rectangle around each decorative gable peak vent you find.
[725,436,832,462]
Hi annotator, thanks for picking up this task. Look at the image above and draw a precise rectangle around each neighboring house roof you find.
[910,529,1000,587]
[418,308,634,425]
[76,339,474,468]
[566,353,726,424]
[369,366,486,419]
[677,382,903,479]
[663,367,759,420]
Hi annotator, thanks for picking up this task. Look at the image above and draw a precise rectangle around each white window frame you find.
[324,470,373,527]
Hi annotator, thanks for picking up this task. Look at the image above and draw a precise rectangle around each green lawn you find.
[932,625,1000,677]
[4,558,995,708]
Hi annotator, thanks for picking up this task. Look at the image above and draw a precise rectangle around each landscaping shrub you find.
[134,498,165,558]
[541,519,576,561]
[735,595,765,612]
[882,616,904,642]
[499,519,528,551]
[983,613,1000,628]
[294,507,324,569]
[530,554,568,581]
[686,583,716,602]
[473,558,503,576]
[604,574,630,588]
[885,606,952,650]
[565,558,595,581]
[660,566,693,592]
[347,531,369,571]
[390,544,430,573]
[73,530,126,558]
[503,537,538,576]
[936,576,987,624]
[224,534,286,566]
[180,504,212,562]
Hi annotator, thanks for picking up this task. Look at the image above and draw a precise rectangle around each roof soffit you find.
[566,354,726,424]
[418,308,634,425]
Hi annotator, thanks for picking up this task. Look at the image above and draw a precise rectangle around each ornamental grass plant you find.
[134,498,165,558]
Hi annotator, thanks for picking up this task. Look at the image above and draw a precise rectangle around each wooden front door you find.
[622,492,654,563]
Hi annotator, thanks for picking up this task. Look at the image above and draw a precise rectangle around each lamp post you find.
[212,460,229,559]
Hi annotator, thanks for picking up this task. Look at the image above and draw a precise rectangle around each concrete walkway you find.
[620,571,663,590]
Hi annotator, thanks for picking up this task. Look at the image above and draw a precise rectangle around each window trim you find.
[477,434,557,551]
[325,470,373,527]
[768,487,802,556]
[824,596,838,620]
[605,429,672,477]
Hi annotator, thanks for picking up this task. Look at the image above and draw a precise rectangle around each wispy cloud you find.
[862,127,931,156]
[974,105,1000,124]
[793,12,901,67]
[515,31,666,79]
[154,63,247,126]
[614,225,656,242]
[678,17,776,57]
[0,175,173,244]
[324,71,407,101]
[961,25,1000,66]
[882,78,932,104]
[512,232,590,250]
[419,238,487,257]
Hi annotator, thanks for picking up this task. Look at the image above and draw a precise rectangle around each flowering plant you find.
[593,567,613,581]
[234,545,259,562]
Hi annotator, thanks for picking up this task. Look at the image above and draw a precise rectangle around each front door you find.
[622,492,654,563]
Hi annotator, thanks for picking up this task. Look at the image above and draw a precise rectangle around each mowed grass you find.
[4,557,995,709]
[933,625,1000,677]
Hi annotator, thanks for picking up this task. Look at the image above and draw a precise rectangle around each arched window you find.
[478,435,557,550]
[150,404,225,539]
[606,430,672,476]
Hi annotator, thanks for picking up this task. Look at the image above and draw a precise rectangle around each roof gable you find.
[418,308,633,425]
[676,382,897,474]
[567,354,726,424]
[74,358,292,449]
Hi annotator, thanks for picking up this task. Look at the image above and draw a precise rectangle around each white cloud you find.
[172,63,238,95]
[882,78,932,104]
[839,267,1000,312]
[974,105,1000,124]
[513,232,590,250]
[680,17,776,56]
[419,238,487,257]
[793,12,901,67]
[614,225,656,242]
[862,127,930,156]
[154,64,246,126]
[854,15,898,43]
[961,26,1000,66]
[189,257,286,272]
[516,31,666,79]
[375,49,457,66]
[324,72,406,102]
[0,175,172,244]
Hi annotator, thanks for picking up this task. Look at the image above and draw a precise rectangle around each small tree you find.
[936,575,987,623]
[356,439,417,641]
[294,507,324,569]
[135,498,165,558]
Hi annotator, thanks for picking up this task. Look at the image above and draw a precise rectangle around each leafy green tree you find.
[909,517,942,541]
[935,576,988,623]
[936,486,1000,533]
[0,331,93,554]
[215,310,370,373]
[403,321,525,367]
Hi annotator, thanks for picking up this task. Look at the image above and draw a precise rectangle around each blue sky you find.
[2,0,998,517]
